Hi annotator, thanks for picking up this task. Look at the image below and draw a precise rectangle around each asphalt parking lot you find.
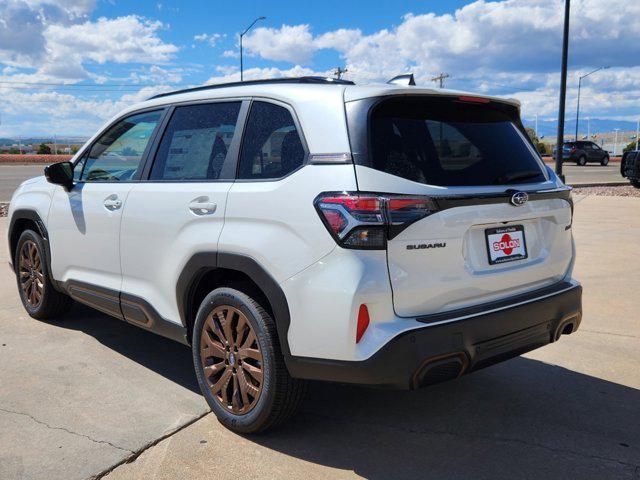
[0,162,629,201]
[1,195,639,480]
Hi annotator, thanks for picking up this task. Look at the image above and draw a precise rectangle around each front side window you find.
[369,97,546,186]
[238,101,305,180]
[82,111,162,182]
[150,102,241,181]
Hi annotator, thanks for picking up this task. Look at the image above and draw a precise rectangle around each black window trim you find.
[139,98,250,183]
[234,97,310,183]
[71,106,169,185]
[69,95,310,185]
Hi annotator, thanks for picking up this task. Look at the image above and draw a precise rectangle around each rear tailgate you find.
[346,93,574,317]
[386,191,572,316]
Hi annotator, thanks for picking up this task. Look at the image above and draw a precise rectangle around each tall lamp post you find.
[574,66,609,141]
[555,0,571,181]
[239,16,266,82]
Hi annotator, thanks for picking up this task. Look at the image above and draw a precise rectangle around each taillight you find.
[314,192,437,249]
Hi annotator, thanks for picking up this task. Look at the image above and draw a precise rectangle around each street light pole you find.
[239,16,266,82]
[575,66,608,141]
[636,118,639,151]
[555,0,571,180]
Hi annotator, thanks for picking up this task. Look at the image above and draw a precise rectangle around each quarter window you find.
[82,111,162,182]
[150,102,241,181]
[238,101,305,179]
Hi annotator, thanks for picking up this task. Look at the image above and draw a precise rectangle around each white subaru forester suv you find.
[8,76,582,433]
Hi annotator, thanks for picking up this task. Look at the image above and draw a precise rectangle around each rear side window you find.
[369,97,546,186]
[150,102,241,181]
[238,101,305,180]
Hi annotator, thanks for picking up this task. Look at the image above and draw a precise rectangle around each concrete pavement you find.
[1,195,639,479]
[0,219,209,479]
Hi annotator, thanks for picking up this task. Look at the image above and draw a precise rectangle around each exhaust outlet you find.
[554,316,579,341]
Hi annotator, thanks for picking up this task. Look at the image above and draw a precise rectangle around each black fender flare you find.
[176,252,293,361]
[8,209,63,292]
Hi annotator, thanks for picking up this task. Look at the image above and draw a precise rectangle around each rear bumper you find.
[287,282,582,389]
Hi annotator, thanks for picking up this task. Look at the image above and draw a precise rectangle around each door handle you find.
[189,197,217,216]
[104,195,122,211]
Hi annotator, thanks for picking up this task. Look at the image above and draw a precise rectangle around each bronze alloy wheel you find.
[18,240,44,308]
[200,305,264,414]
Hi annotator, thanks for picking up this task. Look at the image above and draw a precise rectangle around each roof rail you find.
[148,76,355,100]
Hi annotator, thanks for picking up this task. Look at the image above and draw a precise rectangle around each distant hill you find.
[0,137,88,146]
[522,118,638,138]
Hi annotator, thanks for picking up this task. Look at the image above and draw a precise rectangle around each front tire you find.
[577,156,587,166]
[192,287,307,433]
[15,229,73,319]
[601,156,609,166]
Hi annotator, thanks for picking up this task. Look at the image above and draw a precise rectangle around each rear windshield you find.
[369,97,546,186]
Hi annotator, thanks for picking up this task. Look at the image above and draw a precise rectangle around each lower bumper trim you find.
[288,283,582,389]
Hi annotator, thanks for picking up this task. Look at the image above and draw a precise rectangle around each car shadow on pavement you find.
[252,358,639,479]
[44,304,639,479]
[44,302,200,394]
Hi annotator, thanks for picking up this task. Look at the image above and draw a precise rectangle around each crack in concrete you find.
[581,328,640,339]
[0,407,132,453]
[306,411,640,471]
[91,410,211,480]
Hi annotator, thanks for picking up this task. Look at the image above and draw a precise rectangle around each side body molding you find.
[176,252,293,361]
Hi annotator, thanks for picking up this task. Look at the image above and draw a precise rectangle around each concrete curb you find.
[569,182,629,188]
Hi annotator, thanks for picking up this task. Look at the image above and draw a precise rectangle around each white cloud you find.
[206,65,323,84]
[0,0,178,84]
[194,32,224,47]
[242,0,640,81]
[47,16,178,65]
[243,25,316,64]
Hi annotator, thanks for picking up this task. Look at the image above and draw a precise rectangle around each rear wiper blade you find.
[493,170,542,184]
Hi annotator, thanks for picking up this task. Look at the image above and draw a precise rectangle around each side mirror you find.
[44,161,74,191]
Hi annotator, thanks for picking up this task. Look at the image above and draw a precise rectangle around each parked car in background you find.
[621,149,640,188]
[553,141,610,166]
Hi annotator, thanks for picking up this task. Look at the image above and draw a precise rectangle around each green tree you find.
[37,143,51,154]
[623,139,638,153]
[525,127,547,155]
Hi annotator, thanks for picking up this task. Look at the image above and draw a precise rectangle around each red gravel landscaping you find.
[0,154,73,164]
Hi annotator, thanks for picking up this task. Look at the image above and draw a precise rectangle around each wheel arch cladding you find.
[8,209,47,264]
[177,252,293,362]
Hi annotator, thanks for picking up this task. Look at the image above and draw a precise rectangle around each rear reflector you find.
[356,304,370,343]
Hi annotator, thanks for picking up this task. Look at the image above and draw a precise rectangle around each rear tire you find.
[601,156,609,166]
[192,287,307,434]
[14,229,73,319]
[577,156,587,166]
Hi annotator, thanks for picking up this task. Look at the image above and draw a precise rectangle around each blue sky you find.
[0,0,639,137]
